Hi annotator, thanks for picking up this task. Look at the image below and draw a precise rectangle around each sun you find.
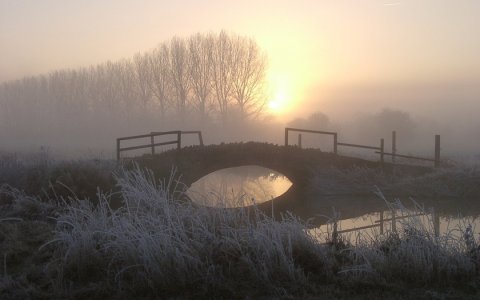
[268,100,282,111]
[268,89,287,113]
[267,76,291,115]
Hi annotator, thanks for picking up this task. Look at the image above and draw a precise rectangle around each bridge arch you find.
[134,142,431,223]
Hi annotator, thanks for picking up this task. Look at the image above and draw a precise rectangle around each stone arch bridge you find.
[134,142,432,225]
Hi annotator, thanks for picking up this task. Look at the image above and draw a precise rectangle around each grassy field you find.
[1,146,480,299]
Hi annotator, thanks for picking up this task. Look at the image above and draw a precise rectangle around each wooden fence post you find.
[285,128,289,146]
[380,138,385,163]
[379,211,384,234]
[198,131,204,146]
[298,134,302,148]
[332,220,338,246]
[435,135,441,167]
[333,133,338,155]
[432,207,440,237]
[116,139,121,161]
[177,131,182,149]
[391,209,397,233]
[392,131,396,163]
[151,134,155,155]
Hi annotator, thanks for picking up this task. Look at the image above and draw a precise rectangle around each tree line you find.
[0,31,268,148]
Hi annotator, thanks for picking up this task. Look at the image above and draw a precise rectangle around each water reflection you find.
[186,165,292,208]
[310,209,479,245]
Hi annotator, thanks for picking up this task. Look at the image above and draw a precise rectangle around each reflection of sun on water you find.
[186,166,292,208]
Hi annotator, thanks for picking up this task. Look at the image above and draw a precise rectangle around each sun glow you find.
[268,89,288,113]
[267,74,293,115]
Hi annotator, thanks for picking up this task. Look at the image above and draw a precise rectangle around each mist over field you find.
[301,79,480,157]
[0,0,480,162]
[1,70,479,160]
[2,2,480,298]
[0,32,274,157]
[1,1,479,160]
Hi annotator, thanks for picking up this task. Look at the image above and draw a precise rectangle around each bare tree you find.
[307,111,330,128]
[188,33,214,124]
[115,59,138,117]
[169,37,190,121]
[0,31,271,146]
[230,35,267,121]
[211,31,234,124]
[148,44,171,120]
[133,53,152,110]
[91,61,123,115]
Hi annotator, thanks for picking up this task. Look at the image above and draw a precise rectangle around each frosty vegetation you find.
[0,27,480,298]
[1,159,479,298]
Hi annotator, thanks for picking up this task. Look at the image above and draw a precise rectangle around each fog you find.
[1,31,479,161]
[2,1,480,161]
[0,32,280,159]
[299,79,480,158]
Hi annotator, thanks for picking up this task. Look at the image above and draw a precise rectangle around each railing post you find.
[177,131,182,149]
[391,208,397,233]
[298,134,302,148]
[379,211,384,235]
[380,138,385,163]
[198,131,204,146]
[431,207,440,237]
[392,131,396,163]
[151,134,155,155]
[434,134,440,167]
[332,220,338,246]
[285,128,289,146]
[116,138,121,161]
[333,133,338,155]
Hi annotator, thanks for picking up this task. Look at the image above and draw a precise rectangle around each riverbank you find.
[1,156,480,299]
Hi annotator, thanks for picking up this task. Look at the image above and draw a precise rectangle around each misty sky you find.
[1,0,479,120]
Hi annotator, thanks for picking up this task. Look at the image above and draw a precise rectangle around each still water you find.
[186,165,292,208]
[311,209,479,244]
[186,166,479,242]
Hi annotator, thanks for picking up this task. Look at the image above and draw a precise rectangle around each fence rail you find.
[375,151,436,162]
[337,142,381,151]
[285,127,440,167]
[117,128,440,167]
[285,127,338,154]
[116,130,203,160]
[335,210,439,237]
[173,130,204,146]
[285,127,385,163]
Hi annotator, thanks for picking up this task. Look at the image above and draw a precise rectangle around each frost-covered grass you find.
[0,151,116,205]
[322,193,480,289]
[0,160,480,298]
[47,167,327,298]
